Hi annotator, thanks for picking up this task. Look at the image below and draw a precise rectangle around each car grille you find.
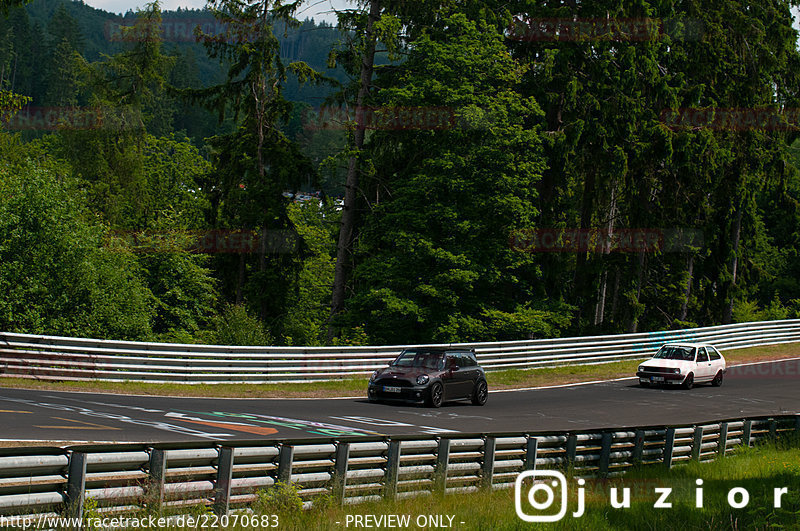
[641,366,676,374]
[374,378,413,387]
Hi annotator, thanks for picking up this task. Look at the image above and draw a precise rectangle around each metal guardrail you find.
[1,320,800,383]
[0,415,797,520]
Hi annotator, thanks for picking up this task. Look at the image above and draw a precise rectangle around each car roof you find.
[402,347,474,353]
[660,343,715,349]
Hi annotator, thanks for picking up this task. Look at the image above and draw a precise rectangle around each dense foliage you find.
[1,0,799,345]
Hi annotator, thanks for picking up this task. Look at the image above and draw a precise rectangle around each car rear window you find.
[709,347,721,361]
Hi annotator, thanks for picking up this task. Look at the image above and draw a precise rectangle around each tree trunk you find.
[679,255,694,322]
[328,0,381,339]
[594,185,617,326]
[236,252,246,304]
[573,167,596,326]
[627,248,648,333]
[722,202,743,324]
[610,266,620,324]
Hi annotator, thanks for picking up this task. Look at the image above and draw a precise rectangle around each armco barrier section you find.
[1,320,800,383]
[0,415,797,521]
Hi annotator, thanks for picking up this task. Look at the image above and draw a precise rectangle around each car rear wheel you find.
[682,372,694,390]
[471,380,488,406]
[427,382,444,408]
[711,370,724,387]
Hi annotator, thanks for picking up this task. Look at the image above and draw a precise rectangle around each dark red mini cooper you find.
[367,347,488,407]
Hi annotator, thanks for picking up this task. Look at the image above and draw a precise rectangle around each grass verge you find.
[224,438,800,530]
[0,343,798,399]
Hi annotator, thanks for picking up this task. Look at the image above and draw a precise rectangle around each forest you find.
[0,0,799,347]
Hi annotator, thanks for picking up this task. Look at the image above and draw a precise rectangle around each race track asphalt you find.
[1,358,799,443]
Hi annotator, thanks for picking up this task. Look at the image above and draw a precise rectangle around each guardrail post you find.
[663,428,676,469]
[565,434,578,471]
[795,415,800,434]
[742,420,753,448]
[692,426,704,461]
[769,418,778,441]
[64,451,87,522]
[331,442,350,505]
[214,447,235,516]
[434,438,450,495]
[384,440,402,501]
[524,436,538,472]
[632,430,645,465]
[277,444,294,484]
[146,448,166,511]
[718,423,729,458]
[599,433,613,477]
[481,436,496,490]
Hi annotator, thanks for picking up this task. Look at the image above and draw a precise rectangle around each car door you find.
[707,347,724,375]
[443,353,472,399]
[695,347,714,382]
[442,354,461,399]
[457,351,481,397]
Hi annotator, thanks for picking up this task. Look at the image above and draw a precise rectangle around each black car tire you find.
[711,370,724,387]
[427,382,444,408]
[471,380,488,406]
[682,372,694,390]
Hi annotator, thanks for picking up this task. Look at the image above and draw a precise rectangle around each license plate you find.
[651,376,664,382]
[383,386,401,393]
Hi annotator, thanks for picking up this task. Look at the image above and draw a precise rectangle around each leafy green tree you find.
[189,0,320,330]
[282,200,339,345]
[347,13,573,343]
[0,136,154,339]
[44,38,80,106]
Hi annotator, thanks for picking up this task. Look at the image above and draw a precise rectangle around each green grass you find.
[219,438,800,530]
[0,343,798,399]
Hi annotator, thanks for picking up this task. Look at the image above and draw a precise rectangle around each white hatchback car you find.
[636,343,726,389]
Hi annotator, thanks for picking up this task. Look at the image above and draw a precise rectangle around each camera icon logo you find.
[515,470,568,522]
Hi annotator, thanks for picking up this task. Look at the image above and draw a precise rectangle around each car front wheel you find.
[711,370,724,387]
[682,372,694,390]
[472,380,488,406]
[427,382,444,408]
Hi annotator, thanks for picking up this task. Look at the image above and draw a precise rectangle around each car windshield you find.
[653,346,696,361]
[390,350,444,370]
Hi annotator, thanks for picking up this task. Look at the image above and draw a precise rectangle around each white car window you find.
[708,347,721,361]
[697,348,709,363]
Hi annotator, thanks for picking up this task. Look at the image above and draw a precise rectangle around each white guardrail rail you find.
[1,319,800,383]
[0,415,798,521]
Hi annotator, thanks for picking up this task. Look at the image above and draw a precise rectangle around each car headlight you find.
[416,374,430,385]
[672,368,681,374]
[638,366,644,372]
[370,370,379,382]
